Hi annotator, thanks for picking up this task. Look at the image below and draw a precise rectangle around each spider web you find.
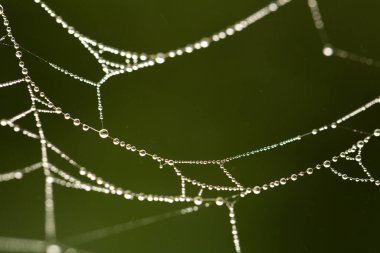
[0,0,379,252]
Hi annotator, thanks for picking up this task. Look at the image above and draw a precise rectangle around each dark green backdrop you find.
[0,0,379,252]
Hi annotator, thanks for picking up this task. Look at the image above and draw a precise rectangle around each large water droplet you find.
[194,196,203,205]
[253,186,261,194]
[73,119,80,126]
[323,46,333,56]
[155,53,165,64]
[99,129,109,138]
[215,197,224,206]
[82,124,89,131]
[46,244,61,253]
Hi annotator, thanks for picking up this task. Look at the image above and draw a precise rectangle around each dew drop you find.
[194,196,203,206]
[99,129,109,138]
[357,141,364,148]
[73,119,80,126]
[55,107,62,114]
[374,129,380,137]
[124,190,134,199]
[15,51,22,58]
[82,124,89,131]
[46,244,61,253]
[139,150,147,157]
[215,197,224,206]
[137,193,145,201]
[253,186,261,194]
[14,172,23,179]
[200,39,209,48]
[155,53,166,64]
[323,46,333,56]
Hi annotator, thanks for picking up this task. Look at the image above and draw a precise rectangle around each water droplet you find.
[306,168,314,175]
[137,193,145,201]
[269,3,278,11]
[46,244,61,253]
[124,190,134,199]
[323,46,333,56]
[355,155,361,162]
[15,51,22,58]
[82,124,89,131]
[323,160,331,168]
[215,197,224,206]
[139,150,146,157]
[200,39,209,48]
[99,129,109,138]
[291,174,297,181]
[253,186,261,194]
[63,113,70,120]
[312,129,318,135]
[194,196,203,205]
[73,118,80,126]
[357,141,364,148]
[374,129,380,137]
[113,138,120,145]
[280,178,287,185]
[185,45,193,53]
[375,180,380,186]
[14,172,23,179]
[155,53,165,64]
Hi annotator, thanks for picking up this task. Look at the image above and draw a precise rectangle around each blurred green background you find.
[0,0,379,252]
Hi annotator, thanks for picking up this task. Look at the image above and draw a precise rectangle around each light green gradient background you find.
[0,0,379,252]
